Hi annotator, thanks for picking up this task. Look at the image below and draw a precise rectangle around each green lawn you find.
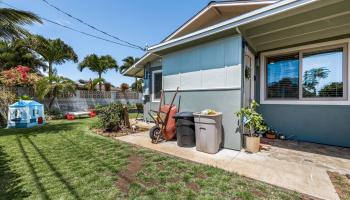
[0,119,302,200]
[128,112,143,119]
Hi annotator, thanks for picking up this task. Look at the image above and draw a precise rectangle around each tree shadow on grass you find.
[0,145,31,199]
[24,136,82,200]
[57,133,126,172]
[0,121,81,137]
[16,137,50,200]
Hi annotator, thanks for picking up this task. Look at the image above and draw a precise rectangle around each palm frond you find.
[0,8,42,40]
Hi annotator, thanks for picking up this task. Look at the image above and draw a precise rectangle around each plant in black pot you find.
[236,100,267,153]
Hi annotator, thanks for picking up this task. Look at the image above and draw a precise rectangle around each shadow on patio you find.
[261,138,350,160]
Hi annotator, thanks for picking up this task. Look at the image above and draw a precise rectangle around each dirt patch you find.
[328,171,350,200]
[186,182,200,192]
[301,194,322,200]
[115,154,144,194]
[195,172,207,180]
[92,125,149,138]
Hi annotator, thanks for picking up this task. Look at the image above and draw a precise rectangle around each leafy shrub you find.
[20,95,33,100]
[0,91,16,127]
[97,103,124,131]
[45,108,64,120]
[236,100,267,136]
[136,103,143,110]
[0,66,41,86]
[93,104,108,115]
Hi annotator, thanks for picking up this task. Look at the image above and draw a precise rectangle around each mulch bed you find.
[92,126,149,138]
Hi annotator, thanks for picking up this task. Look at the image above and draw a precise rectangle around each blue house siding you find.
[162,35,243,150]
[163,36,242,75]
[258,104,350,147]
[255,59,350,148]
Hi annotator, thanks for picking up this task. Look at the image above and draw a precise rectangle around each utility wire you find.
[0,1,143,50]
[41,18,142,50]
[40,0,146,51]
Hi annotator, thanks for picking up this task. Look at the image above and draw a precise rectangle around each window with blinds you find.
[264,44,347,101]
[266,53,299,99]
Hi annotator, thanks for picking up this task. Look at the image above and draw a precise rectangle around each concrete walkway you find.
[116,132,350,200]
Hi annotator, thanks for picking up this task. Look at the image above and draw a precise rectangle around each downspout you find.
[238,26,245,110]
[240,30,247,150]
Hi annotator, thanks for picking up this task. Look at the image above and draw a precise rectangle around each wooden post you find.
[123,106,130,128]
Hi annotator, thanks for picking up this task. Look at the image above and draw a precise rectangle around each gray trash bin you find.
[193,112,222,154]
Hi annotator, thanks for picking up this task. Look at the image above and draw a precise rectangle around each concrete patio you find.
[116,131,350,200]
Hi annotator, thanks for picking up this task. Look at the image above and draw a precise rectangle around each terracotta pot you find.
[266,132,276,139]
[244,135,260,153]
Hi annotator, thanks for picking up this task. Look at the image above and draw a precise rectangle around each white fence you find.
[0,86,142,112]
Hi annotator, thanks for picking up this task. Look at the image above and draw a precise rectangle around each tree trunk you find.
[48,96,55,110]
[48,62,53,78]
[98,73,102,91]
[123,106,130,128]
[135,77,138,92]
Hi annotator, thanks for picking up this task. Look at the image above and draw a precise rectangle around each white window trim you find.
[152,70,162,102]
[260,38,350,105]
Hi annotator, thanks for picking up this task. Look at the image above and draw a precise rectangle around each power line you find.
[40,0,146,51]
[0,1,143,50]
[41,18,143,50]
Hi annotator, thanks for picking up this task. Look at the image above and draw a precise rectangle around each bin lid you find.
[173,112,194,119]
[193,112,222,117]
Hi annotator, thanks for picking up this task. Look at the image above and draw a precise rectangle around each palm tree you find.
[86,78,105,91]
[35,75,76,109]
[29,35,78,78]
[119,56,139,74]
[0,39,46,72]
[131,79,143,92]
[303,67,330,96]
[0,8,42,40]
[120,56,140,91]
[79,54,118,91]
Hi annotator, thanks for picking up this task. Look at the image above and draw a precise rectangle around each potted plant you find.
[266,128,277,139]
[236,100,267,153]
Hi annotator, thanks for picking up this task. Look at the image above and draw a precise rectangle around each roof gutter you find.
[123,52,162,77]
[148,0,317,53]
[123,53,150,76]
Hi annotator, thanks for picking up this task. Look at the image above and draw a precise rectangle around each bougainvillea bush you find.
[0,65,41,86]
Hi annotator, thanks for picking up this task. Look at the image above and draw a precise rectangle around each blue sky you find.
[3,0,212,86]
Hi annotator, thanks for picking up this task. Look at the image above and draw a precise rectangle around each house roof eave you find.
[148,0,317,53]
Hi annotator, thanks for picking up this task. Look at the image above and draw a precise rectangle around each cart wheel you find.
[149,126,161,140]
